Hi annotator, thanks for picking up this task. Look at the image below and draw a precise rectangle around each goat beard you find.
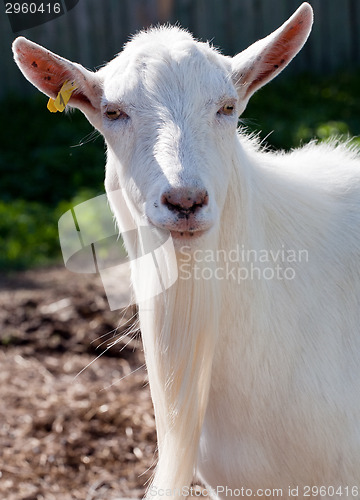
[134,241,221,496]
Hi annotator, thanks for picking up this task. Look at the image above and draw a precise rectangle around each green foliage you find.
[1,71,360,270]
[0,190,102,270]
[0,199,59,270]
[0,94,106,270]
[0,94,105,205]
[244,71,360,150]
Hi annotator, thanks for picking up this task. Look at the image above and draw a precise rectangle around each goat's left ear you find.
[232,2,313,114]
[12,37,103,129]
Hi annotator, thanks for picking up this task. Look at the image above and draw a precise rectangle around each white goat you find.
[13,3,360,498]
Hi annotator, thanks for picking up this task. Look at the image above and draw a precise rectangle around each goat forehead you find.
[102,28,234,107]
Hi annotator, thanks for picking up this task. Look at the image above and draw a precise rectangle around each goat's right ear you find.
[231,2,313,115]
[12,37,103,129]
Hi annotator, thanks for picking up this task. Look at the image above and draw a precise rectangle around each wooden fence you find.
[2,0,360,98]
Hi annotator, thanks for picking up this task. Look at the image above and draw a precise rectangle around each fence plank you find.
[228,0,257,55]
[349,0,360,65]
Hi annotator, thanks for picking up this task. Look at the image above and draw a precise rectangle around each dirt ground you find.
[0,265,157,500]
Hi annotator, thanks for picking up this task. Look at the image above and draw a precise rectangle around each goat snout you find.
[149,187,213,238]
[161,187,209,217]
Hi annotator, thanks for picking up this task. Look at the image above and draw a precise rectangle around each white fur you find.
[13,3,360,498]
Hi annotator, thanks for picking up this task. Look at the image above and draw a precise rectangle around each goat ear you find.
[12,37,103,128]
[231,2,313,114]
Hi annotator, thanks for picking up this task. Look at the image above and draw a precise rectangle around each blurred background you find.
[1,1,360,499]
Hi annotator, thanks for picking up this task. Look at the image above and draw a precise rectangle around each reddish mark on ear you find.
[31,61,38,68]
[274,58,287,69]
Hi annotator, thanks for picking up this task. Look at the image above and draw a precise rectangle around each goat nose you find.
[161,187,209,214]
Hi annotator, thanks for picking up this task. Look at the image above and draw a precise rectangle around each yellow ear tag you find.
[47,80,78,113]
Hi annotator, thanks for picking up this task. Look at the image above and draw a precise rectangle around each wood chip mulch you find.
[0,266,157,500]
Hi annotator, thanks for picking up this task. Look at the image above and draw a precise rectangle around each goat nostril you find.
[161,189,209,214]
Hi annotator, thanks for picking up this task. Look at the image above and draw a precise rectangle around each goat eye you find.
[105,109,129,121]
[218,104,235,116]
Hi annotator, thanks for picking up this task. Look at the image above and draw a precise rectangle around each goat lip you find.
[170,229,206,239]
[146,214,211,238]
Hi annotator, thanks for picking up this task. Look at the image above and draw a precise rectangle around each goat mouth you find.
[146,214,211,239]
[170,229,207,239]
